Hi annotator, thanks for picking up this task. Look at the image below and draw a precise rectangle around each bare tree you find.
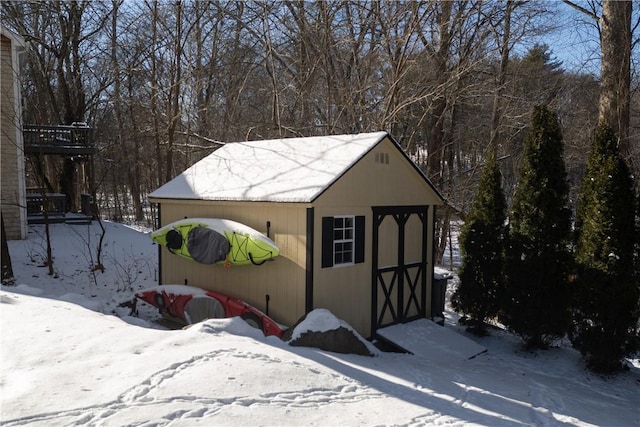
[564,0,633,158]
[6,0,625,234]
[110,0,137,220]
[3,1,111,210]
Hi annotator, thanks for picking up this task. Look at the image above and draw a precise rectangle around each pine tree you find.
[502,105,573,349]
[571,125,639,372]
[452,150,507,335]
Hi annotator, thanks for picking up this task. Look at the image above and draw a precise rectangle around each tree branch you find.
[561,0,599,21]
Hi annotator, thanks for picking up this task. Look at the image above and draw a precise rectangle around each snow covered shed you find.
[148,131,444,338]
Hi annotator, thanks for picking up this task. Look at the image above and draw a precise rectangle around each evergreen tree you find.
[452,150,507,335]
[571,125,639,372]
[502,105,573,349]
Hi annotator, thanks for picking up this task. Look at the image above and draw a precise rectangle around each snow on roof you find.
[149,131,388,203]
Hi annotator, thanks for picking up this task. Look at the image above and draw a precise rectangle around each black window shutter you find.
[355,215,365,264]
[321,217,334,268]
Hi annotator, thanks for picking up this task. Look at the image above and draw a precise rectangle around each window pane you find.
[334,242,343,264]
[333,216,355,265]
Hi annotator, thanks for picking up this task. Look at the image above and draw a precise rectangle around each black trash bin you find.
[431,269,453,325]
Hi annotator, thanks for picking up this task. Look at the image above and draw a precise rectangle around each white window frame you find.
[333,215,355,266]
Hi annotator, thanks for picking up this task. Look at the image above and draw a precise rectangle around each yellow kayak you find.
[151,218,279,266]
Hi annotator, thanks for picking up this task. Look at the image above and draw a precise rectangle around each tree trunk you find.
[165,0,183,181]
[1,214,15,285]
[111,0,143,221]
[599,0,631,158]
[426,1,453,186]
[489,1,513,152]
[60,158,77,212]
[150,0,163,188]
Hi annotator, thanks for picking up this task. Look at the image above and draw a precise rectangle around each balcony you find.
[23,123,96,155]
[26,189,94,225]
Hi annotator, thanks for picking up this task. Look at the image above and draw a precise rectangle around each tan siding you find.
[377,215,399,268]
[316,137,442,208]
[155,201,308,327]
[1,34,25,240]
[312,206,372,336]
[311,137,442,337]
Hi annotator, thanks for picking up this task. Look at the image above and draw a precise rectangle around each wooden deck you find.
[26,192,94,225]
[27,212,93,225]
[23,123,96,155]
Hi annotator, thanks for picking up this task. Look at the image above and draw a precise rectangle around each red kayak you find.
[135,285,284,338]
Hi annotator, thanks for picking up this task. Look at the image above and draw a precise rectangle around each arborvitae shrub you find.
[452,150,507,335]
[501,105,573,349]
[571,125,639,372]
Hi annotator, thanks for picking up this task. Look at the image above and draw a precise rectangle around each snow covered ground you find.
[1,221,638,426]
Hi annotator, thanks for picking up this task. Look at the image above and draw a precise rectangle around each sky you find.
[533,1,640,77]
[508,1,601,76]
[542,6,601,75]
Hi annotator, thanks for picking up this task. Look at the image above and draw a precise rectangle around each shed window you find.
[322,215,365,268]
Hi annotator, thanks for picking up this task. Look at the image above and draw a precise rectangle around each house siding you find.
[1,32,26,240]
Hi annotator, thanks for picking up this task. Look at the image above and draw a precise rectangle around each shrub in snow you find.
[571,125,639,372]
[452,150,506,335]
[501,105,572,349]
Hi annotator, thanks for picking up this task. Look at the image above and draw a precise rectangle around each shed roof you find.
[149,131,441,203]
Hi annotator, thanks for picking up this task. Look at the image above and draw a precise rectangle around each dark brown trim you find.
[305,207,314,313]
[355,215,365,263]
[321,216,334,268]
[157,204,162,286]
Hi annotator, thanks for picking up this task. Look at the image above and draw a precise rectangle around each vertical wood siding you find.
[312,137,442,336]
[156,201,308,328]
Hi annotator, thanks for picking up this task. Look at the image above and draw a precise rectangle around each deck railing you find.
[26,193,66,217]
[23,123,95,155]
